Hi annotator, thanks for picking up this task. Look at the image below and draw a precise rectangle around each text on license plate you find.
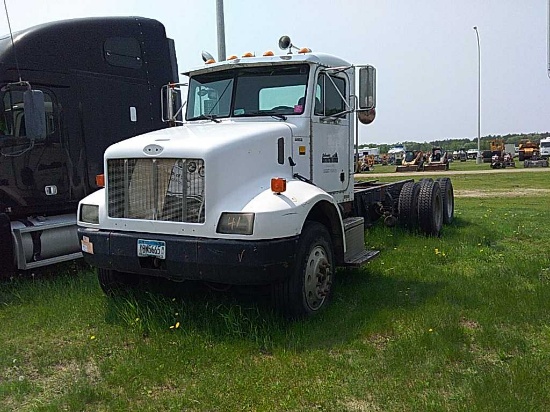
[137,239,166,259]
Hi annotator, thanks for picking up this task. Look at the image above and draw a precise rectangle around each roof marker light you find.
[227,55,238,60]
[298,47,311,54]
[263,50,274,56]
[242,52,254,57]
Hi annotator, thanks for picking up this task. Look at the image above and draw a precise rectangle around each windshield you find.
[186,64,309,120]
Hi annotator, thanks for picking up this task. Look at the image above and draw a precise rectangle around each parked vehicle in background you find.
[518,139,539,161]
[0,17,179,276]
[540,137,550,159]
[467,149,479,160]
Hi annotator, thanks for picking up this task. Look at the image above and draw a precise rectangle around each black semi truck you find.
[0,17,179,275]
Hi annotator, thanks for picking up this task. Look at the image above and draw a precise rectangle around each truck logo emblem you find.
[143,144,164,155]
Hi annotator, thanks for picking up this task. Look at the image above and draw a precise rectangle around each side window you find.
[0,88,56,139]
[104,37,142,69]
[315,73,346,116]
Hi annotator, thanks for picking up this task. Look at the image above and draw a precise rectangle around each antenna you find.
[3,0,22,82]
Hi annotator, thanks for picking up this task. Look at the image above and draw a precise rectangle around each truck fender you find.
[243,180,345,263]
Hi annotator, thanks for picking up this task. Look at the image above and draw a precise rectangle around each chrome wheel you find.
[304,245,332,311]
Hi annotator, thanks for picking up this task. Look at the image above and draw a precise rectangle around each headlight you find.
[80,204,99,224]
[216,213,255,235]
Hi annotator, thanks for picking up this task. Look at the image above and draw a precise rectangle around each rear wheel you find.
[398,181,420,229]
[418,180,443,236]
[98,268,140,296]
[436,177,454,224]
[272,222,334,318]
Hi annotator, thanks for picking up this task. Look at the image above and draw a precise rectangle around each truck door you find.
[0,86,72,211]
[311,70,351,194]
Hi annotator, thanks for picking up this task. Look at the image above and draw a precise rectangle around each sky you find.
[1,0,549,145]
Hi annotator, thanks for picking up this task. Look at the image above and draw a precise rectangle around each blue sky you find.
[2,0,548,144]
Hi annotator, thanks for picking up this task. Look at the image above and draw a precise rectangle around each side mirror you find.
[358,66,376,110]
[161,83,185,123]
[23,89,46,140]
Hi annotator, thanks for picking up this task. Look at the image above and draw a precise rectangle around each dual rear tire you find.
[398,178,454,236]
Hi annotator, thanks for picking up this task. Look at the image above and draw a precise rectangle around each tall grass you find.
[0,171,549,411]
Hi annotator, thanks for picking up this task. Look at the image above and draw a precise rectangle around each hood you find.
[105,121,294,159]
[104,120,296,217]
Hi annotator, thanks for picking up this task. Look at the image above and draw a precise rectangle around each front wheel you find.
[98,268,140,296]
[272,222,334,318]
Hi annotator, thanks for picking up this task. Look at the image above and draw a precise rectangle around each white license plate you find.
[137,239,166,259]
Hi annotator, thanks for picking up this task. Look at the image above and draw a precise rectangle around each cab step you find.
[343,216,380,267]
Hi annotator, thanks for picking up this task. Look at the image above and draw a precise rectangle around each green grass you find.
[1,171,549,411]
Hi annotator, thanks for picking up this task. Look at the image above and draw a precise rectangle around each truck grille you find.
[107,158,205,223]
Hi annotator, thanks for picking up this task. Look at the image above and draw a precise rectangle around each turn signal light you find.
[96,174,105,188]
[271,177,286,194]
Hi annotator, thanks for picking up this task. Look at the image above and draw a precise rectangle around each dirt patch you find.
[454,188,550,198]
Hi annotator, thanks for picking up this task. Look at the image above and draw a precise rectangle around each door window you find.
[0,88,56,139]
[315,73,346,117]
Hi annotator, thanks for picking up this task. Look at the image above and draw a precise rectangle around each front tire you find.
[272,222,334,318]
[98,268,139,296]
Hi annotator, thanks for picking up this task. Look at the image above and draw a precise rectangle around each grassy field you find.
[1,170,549,411]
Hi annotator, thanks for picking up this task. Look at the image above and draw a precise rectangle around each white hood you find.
[105,121,294,160]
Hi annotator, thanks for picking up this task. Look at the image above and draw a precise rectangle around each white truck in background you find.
[77,37,454,317]
[540,137,550,159]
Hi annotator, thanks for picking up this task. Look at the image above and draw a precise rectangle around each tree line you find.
[359,132,550,154]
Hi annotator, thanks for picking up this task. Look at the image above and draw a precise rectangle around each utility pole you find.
[473,26,482,164]
[216,0,226,61]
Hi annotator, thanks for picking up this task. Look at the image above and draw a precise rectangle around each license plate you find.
[137,239,166,259]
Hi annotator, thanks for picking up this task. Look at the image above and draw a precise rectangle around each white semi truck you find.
[540,137,550,159]
[77,37,454,317]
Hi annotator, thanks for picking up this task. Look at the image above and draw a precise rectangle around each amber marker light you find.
[298,47,311,54]
[205,58,216,64]
[271,177,287,194]
[96,174,105,188]
[242,52,254,57]
[263,50,274,56]
[227,55,238,60]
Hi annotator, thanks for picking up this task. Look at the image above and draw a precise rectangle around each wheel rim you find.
[445,188,454,219]
[434,193,443,229]
[304,245,332,311]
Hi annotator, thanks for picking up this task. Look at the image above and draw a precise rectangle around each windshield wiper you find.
[188,114,221,123]
[245,110,287,121]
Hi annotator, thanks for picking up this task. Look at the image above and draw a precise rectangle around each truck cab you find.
[0,17,179,274]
